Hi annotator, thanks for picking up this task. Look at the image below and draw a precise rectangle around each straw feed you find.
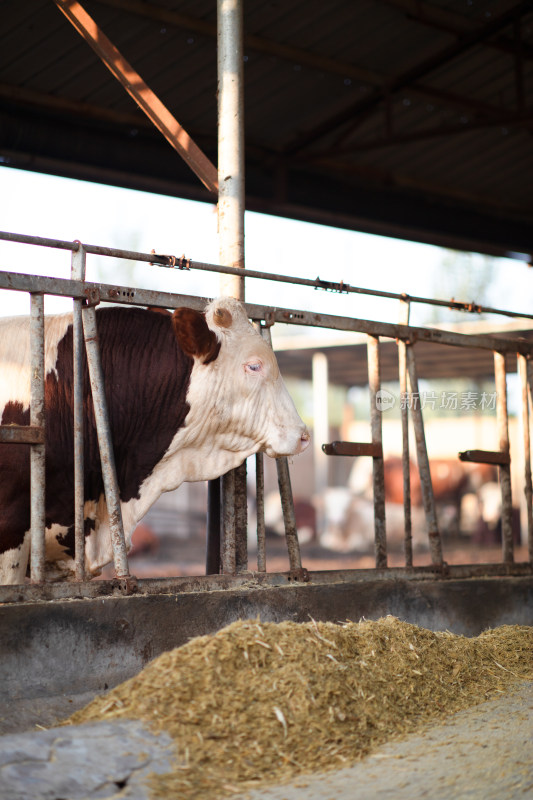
[66,616,533,799]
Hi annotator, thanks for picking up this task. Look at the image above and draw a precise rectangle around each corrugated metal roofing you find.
[1,0,532,258]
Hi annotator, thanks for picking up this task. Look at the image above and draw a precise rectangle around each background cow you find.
[0,297,309,584]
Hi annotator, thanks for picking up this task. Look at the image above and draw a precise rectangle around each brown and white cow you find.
[0,297,310,584]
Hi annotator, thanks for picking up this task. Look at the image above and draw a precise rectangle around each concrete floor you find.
[0,682,531,799]
[237,681,533,800]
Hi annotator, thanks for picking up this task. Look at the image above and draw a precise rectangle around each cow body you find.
[0,298,309,584]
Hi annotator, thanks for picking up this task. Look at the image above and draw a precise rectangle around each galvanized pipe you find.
[81,305,130,578]
[398,298,413,567]
[255,452,266,572]
[367,335,387,569]
[312,351,329,539]
[1,270,532,356]
[1,230,532,322]
[29,293,46,583]
[518,354,533,563]
[494,351,514,563]
[406,345,443,566]
[71,246,86,581]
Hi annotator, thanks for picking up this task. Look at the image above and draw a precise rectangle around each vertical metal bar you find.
[261,323,301,570]
[218,0,246,575]
[526,359,533,564]
[82,305,130,578]
[494,351,514,563]
[276,457,302,571]
[518,354,533,562]
[71,245,86,581]
[235,459,248,573]
[206,477,221,574]
[29,293,46,583]
[367,335,387,569]
[312,351,329,540]
[406,345,443,566]
[398,299,413,567]
[221,469,236,574]
[255,452,266,572]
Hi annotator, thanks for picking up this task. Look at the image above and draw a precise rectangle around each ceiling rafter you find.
[284,0,533,156]
[92,0,527,136]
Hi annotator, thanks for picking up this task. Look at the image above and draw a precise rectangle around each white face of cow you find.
[166,297,310,483]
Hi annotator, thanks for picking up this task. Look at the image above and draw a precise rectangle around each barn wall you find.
[1,575,531,715]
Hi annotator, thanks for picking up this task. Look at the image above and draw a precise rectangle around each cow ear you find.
[172,308,221,365]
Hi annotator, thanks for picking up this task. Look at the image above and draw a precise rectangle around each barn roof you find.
[272,320,533,385]
[1,0,532,262]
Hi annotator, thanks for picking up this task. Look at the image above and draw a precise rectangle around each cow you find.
[0,297,310,584]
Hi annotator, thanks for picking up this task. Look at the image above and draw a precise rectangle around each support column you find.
[217,0,246,573]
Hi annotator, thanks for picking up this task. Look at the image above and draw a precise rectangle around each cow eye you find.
[245,361,263,373]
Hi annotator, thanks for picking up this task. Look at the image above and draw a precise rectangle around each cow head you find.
[172,297,310,460]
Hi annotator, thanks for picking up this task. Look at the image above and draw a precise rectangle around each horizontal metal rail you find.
[0,270,532,356]
[1,229,532,321]
[0,563,531,605]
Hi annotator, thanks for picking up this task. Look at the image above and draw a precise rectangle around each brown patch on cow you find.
[0,307,195,559]
[213,306,233,328]
[147,307,171,315]
[172,308,221,365]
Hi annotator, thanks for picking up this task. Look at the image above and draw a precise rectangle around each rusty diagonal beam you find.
[53,0,218,194]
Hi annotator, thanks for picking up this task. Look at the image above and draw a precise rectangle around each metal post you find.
[81,305,130,578]
[526,359,533,564]
[71,245,86,581]
[255,451,266,572]
[217,0,245,299]
[218,0,246,574]
[518,354,533,562]
[312,351,329,539]
[494,351,514,563]
[398,298,413,567]
[261,323,301,569]
[406,345,443,566]
[221,468,236,574]
[206,478,221,574]
[276,457,302,571]
[29,293,46,583]
[367,335,387,569]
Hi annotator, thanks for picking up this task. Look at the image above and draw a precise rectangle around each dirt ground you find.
[102,529,531,580]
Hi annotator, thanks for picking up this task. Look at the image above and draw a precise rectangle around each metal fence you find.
[0,230,532,598]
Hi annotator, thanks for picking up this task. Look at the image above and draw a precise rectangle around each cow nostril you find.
[300,431,311,451]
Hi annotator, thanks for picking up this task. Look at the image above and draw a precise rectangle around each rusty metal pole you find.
[406,345,443,566]
[218,0,247,574]
[518,354,533,563]
[526,359,533,564]
[81,305,130,578]
[71,245,86,581]
[255,451,266,572]
[261,324,302,570]
[29,293,46,583]
[494,351,514,563]
[398,298,413,567]
[276,456,302,571]
[367,335,387,568]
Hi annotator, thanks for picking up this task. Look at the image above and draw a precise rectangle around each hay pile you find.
[67,617,533,799]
